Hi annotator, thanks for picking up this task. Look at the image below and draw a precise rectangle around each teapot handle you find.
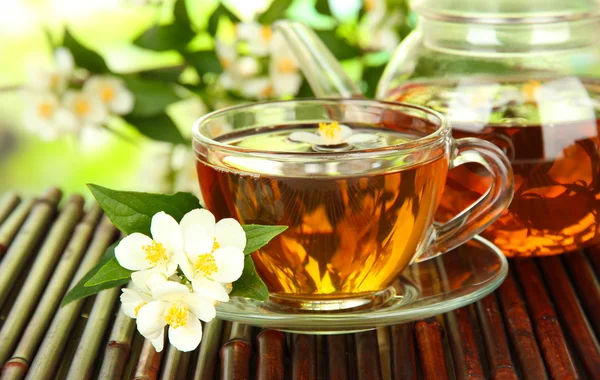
[273,21,363,98]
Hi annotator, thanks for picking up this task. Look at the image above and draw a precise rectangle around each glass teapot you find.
[275,0,600,257]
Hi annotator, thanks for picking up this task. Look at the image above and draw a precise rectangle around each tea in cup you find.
[193,99,513,311]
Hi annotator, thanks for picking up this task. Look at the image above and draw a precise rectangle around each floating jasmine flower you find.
[136,281,217,352]
[178,209,246,302]
[288,121,378,146]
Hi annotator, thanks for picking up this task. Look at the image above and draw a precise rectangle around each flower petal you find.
[120,288,151,319]
[183,226,214,256]
[111,88,134,115]
[185,293,217,322]
[115,233,153,271]
[180,209,216,237]
[151,281,190,301]
[177,253,196,281]
[131,270,168,292]
[150,329,165,352]
[191,277,229,302]
[151,212,183,254]
[271,72,302,97]
[288,131,325,145]
[54,47,74,75]
[215,218,246,251]
[212,246,245,283]
[338,124,353,142]
[168,315,203,352]
[137,301,167,339]
[346,133,378,144]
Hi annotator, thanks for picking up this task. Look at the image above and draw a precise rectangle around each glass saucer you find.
[216,235,508,334]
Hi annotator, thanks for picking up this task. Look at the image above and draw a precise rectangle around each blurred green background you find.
[0,0,410,199]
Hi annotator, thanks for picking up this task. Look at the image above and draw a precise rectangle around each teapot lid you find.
[411,0,600,23]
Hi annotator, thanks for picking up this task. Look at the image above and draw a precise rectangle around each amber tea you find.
[392,78,600,256]
[196,124,448,298]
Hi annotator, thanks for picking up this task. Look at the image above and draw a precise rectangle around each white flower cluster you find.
[358,0,403,55]
[23,48,134,140]
[216,21,302,99]
[116,209,245,352]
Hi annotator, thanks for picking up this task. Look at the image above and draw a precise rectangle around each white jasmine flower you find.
[115,212,183,291]
[269,33,302,97]
[236,22,272,57]
[136,281,216,352]
[22,92,78,140]
[120,287,153,319]
[178,209,246,302]
[62,90,108,128]
[289,121,377,146]
[83,75,134,115]
[240,77,273,99]
[27,47,74,93]
[359,0,402,54]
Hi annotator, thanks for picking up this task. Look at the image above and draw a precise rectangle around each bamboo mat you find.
[0,188,600,379]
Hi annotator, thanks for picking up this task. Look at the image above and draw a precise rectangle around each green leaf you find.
[63,29,109,73]
[61,243,129,306]
[362,64,386,98]
[134,23,194,52]
[229,256,269,301]
[242,225,287,255]
[139,66,185,82]
[125,112,189,145]
[85,257,132,287]
[124,77,181,118]
[185,50,222,75]
[208,4,240,35]
[173,0,192,27]
[315,30,361,60]
[87,184,201,236]
[258,0,294,24]
[315,0,333,15]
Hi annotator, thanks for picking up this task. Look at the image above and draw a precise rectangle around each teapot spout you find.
[273,20,362,98]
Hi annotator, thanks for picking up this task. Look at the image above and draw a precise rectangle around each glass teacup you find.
[192,99,513,311]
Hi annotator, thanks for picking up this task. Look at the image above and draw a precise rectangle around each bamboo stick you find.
[65,285,121,379]
[0,193,20,226]
[133,339,164,380]
[495,270,548,380]
[514,259,579,379]
[564,251,600,334]
[123,332,146,380]
[256,330,285,380]
[159,344,182,380]
[390,324,417,380]
[326,335,349,380]
[414,318,448,380]
[0,198,36,257]
[291,334,316,380]
[444,306,485,380]
[0,195,84,365]
[0,204,102,379]
[538,256,600,378]
[475,294,518,380]
[175,351,192,379]
[20,216,117,380]
[355,330,383,380]
[220,323,253,380]
[0,188,61,307]
[97,304,136,379]
[376,327,392,380]
[192,318,223,380]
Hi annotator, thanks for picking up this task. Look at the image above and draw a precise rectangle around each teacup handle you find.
[415,137,514,262]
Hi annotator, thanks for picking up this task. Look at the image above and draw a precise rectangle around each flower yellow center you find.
[318,121,341,140]
[134,302,146,317]
[165,301,188,329]
[221,58,232,69]
[277,58,297,73]
[100,85,116,103]
[261,25,272,42]
[143,241,169,266]
[260,85,274,98]
[194,238,220,276]
[522,80,541,103]
[37,102,55,120]
[365,0,376,12]
[49,73,61,89]
[74,99,91,116]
